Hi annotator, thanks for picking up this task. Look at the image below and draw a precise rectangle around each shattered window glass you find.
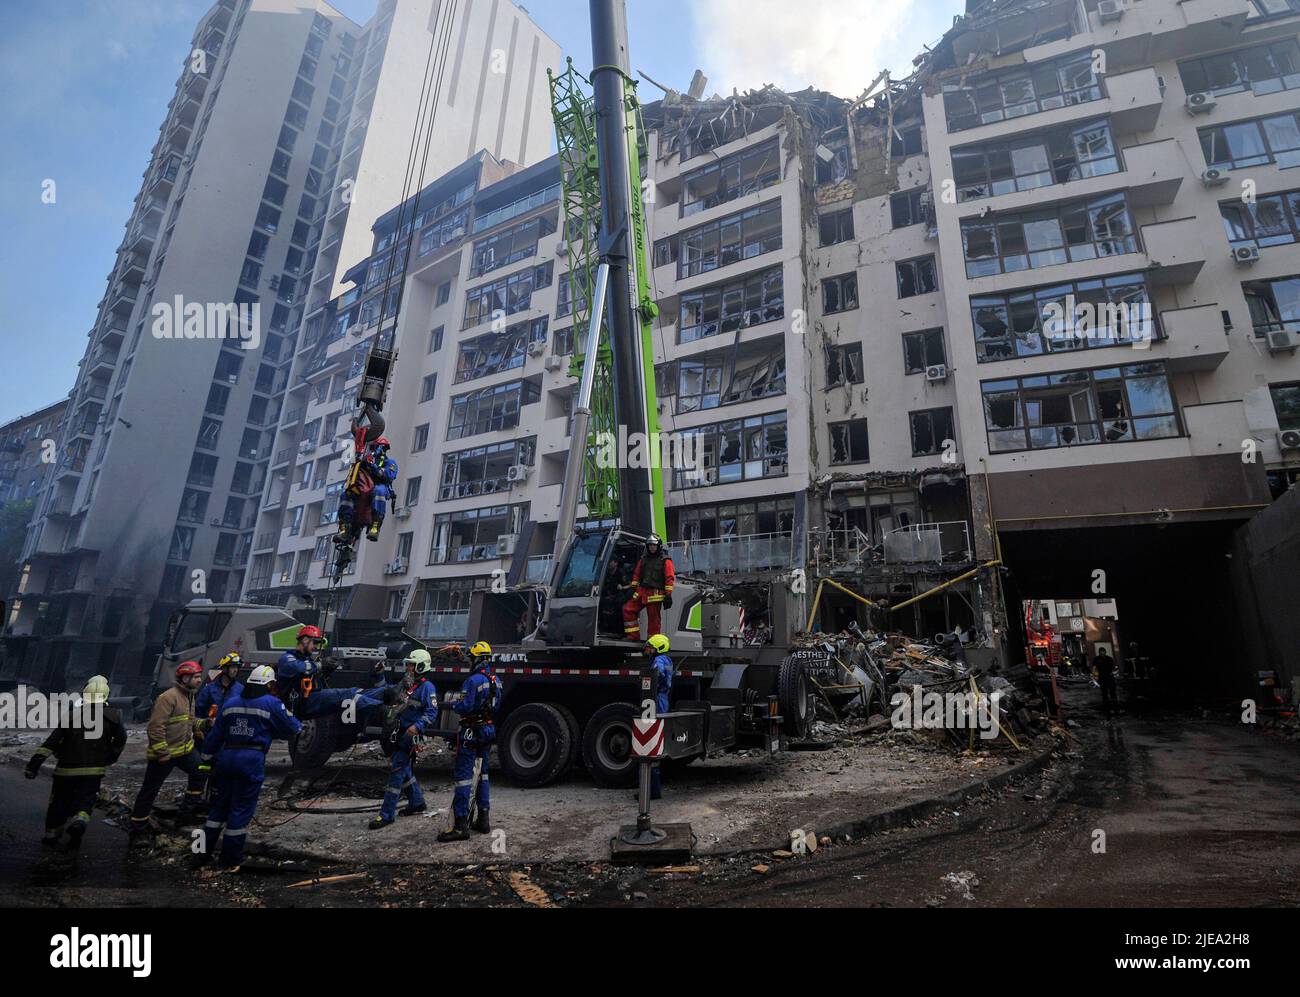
[829,420,869,465]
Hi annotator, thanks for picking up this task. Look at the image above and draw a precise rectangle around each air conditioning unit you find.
[1232,245,1260,266]
[1266,328,1298,354]
[544,355,564,372]
[496,533,519,556]
[1098,0,1125,23]
[506,463,531,483]
[1201,168,1229,188]
[298,440,314,454]
[527,340,546,357]
[392,507,412,520]
[384,557,407,575]
[268,275,281,291]
[925,363,949,383]
[1279,429,1300,451]
[924,225,939,241]
[557,242,570,258]
[1185,91,1216,115]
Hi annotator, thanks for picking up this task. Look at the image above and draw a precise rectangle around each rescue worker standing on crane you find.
[438,641,501,842]
[128,661,207,847]
[645,634,673,800]
[369,649,437,829]
[622,533,675,641]
[25,675,127,853]
[335,436,399,545]
[197,665,301,870]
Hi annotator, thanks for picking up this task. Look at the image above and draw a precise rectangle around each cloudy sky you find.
[0,0,961,423]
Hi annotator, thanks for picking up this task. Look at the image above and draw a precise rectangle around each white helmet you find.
[405,648,433,674]
[247,665,275,686]
[82,675,110,705]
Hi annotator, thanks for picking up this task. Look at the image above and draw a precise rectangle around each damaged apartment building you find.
[246,0,1300,690]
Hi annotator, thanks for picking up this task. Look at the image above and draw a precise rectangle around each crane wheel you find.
[778,654,816,739]
[581,702,639,788]
[498,703,574,788]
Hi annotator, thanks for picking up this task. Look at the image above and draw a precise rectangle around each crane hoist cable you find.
[329,0,459,585]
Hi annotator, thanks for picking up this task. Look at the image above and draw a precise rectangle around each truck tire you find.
[289,714,340,770]
[582,703,639,788]
[778,654,815,739]
[498,703,574,788]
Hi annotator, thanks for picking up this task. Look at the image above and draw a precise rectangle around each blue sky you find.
[0,0,959,424]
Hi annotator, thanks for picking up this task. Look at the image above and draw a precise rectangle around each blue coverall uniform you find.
[276,649,386,722]
[380,677,437,822]
[451,667,500,819]
[339,454,399,538]
[199,686,301,866]
[197,678,243,731]
[650,652,674,799]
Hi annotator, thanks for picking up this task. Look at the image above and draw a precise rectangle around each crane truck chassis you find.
[155,582,814,788]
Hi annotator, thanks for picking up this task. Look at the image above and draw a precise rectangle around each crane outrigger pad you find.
[610,822,694,864]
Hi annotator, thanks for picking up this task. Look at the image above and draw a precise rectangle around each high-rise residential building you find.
[8,0,560,692]
[246,0,1300,691]
[0,399,68,611]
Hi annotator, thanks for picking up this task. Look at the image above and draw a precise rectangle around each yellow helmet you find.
[469,641,492,659]
[218,652,242,670]
[646,634,670,654]
[82,675,111,705]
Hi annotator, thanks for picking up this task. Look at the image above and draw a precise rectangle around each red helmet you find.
[176,661,203,680]
[373,437,390,448]
[297,625,323,640]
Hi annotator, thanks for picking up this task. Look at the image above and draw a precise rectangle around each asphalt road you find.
[2,689,1296,908]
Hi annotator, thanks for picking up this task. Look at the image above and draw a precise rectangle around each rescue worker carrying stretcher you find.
[621,533,675,641]
[438,641,501,842]
[26,675,127,853]
[334,436,398,546]
[369,649,438,829]
[197,664,301,871]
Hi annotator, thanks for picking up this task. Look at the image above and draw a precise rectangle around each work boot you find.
[366,523,380,541]
[399,802,426,817]
[437,815,470,842]
[64,820,87,853]
[471,808,490,834]
[368,815,394,830]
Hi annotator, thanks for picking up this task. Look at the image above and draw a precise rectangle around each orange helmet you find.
[297,625,323,640]
[176,661,203,680]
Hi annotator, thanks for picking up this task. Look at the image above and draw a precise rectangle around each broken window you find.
[1244,273,1300,336]
[462,262,553,328]
[653,237,677,269]
[943,51,1101,133]
[909,407,955,457]
[430,503,528,563]
[819,207,855,246]
[446,380,540,440]
[681,138,781,217]
[439,438,535,500]
[679,265,783,344]
[822,273,859,314]
[902,328,947,374]
[1221,190,1300,249]
[454,317,548,383]
[814,143,851,185]
[671,412,787,488]
[891,124,923,158]
[677,199,782,279]
[896,257,937,298]
[468,210,558,277]
[556,270,591,319]
[1269,381,1300,430]
[722,350,786,405]
[675,496,795,541]
[890,188,929,229]
[829,419,869,465]
[825,343,863,386]
[961,192,1137,278]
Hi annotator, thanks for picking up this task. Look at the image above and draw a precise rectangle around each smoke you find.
[687,0,954,98]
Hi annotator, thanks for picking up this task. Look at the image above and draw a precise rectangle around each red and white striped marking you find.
[632,718,665,757]
[429,665,704,677]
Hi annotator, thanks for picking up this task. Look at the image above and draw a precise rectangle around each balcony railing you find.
[883,521,973,565]
[407,610,470,641]
[667,532,793,575]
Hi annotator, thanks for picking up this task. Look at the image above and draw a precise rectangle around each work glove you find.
[24,756,43,779]
[663,594,673,609]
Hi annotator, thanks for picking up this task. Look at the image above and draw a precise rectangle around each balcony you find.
[126,221,158,256]
[107,283,138,315]
[1157,304,1230,371]
[148,154,183,196]
[666,532,793,575]
[1140,216,1206,285]
[1025,0,1250,68]
[883,521,973,566]
[98,318,128,347]
[408,610,470,641]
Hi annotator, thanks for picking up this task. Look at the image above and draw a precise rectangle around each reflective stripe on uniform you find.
[53,766,107,776]
[222,706,273,720]
[223,828,248,838]
[454,779,473,787]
